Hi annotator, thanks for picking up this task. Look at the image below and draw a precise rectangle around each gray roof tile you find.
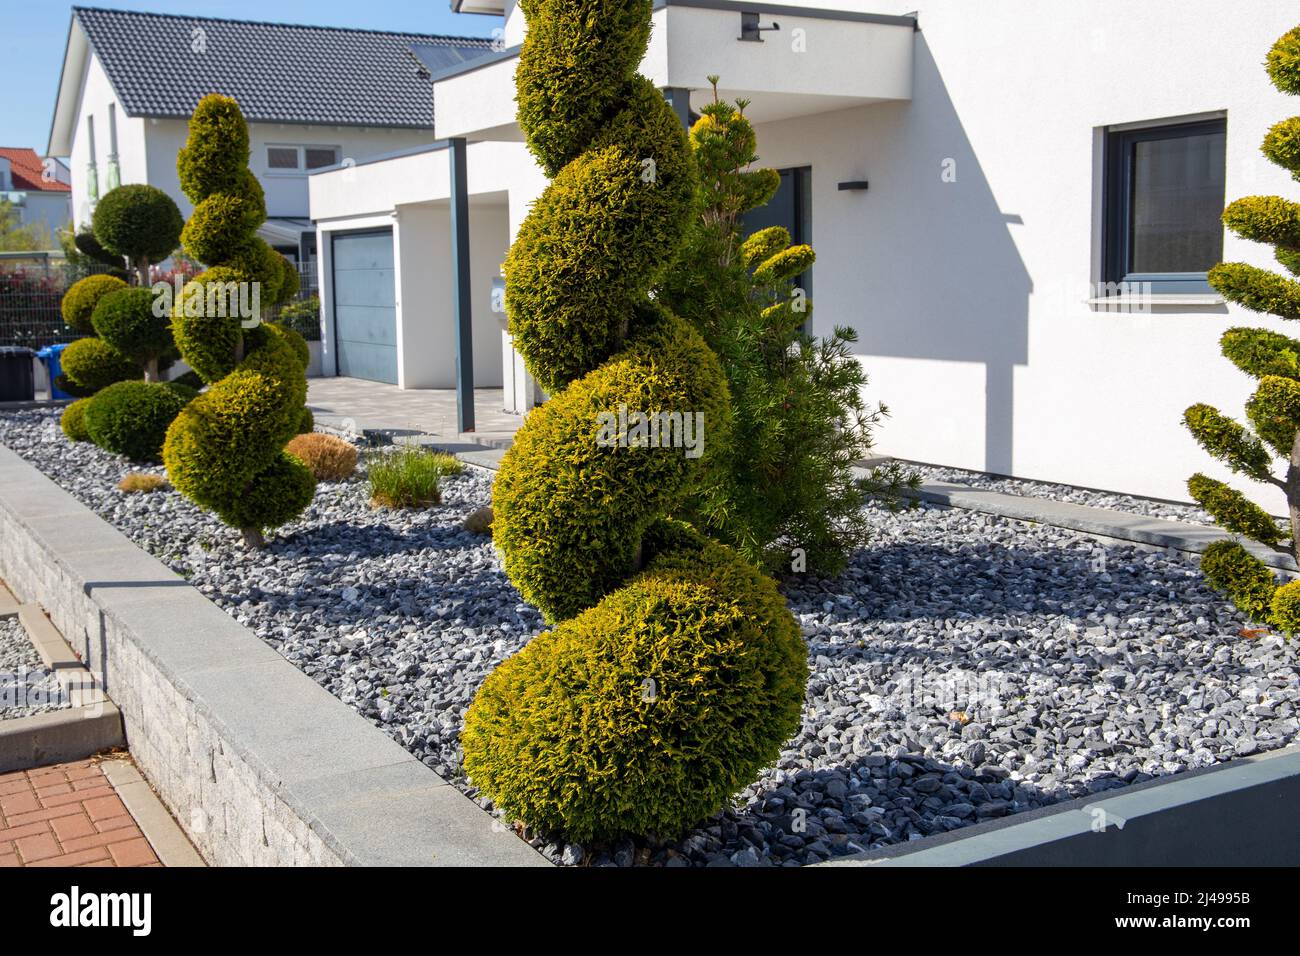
[74,6,494,129]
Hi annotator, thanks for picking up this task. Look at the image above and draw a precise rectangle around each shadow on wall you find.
[849,35,1031,476]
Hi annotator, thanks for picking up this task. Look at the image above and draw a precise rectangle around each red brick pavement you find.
[0,759,160,867]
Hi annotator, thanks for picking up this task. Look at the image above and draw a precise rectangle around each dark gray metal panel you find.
[449,137,475,433]
[332,230,398,385]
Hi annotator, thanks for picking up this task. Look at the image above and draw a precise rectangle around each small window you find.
[1104,118,1227,295]
[267,146,300,170]
[304,147,340,170]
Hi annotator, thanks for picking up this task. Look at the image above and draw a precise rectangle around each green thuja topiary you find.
[60,398,92,442]
[92,184,183,287]
[658,82,917,575]
[84,380,197,463]
[91,287,174,381]
[60,274,126,334]
[58,338,140,395]
[462,0,807,844]
[163,94,312,548]
[1187,24,1300,629]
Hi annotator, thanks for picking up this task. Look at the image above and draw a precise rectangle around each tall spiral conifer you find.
[461,0,808,843]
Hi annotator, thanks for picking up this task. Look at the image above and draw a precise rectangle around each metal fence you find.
[0,251,108,350]
[0,253,321,350]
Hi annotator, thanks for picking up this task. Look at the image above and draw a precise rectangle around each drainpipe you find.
[105,104,121,191]
[450,137,475,434]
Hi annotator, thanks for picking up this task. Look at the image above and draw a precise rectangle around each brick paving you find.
[0,759,160,867]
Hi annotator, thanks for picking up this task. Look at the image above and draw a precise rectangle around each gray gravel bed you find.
[911,464,1231,527]
[0,613,68,718]
[2,407,1298,867]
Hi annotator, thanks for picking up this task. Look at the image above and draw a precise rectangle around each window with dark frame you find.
[1103,118,1227,296]
[266,145,341,173]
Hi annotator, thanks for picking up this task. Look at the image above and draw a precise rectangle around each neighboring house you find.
[0,148,72,239]
[310,0,1300,509]
[46,6,494,270]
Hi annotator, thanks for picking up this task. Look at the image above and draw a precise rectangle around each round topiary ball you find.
[60,274,127,334]
[60,398,93,442]
[92,184,184,269]
[1271,579,1300,635]
[59,337,141,394]
[462,521,808,844]
[91,287,172,365]
[84,380,196,462]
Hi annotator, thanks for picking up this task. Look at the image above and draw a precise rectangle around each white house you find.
[0,148,72,239]
[311,0,1297,510]
[46,6,494,268]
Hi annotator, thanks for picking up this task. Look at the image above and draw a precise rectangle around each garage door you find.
[331,230,397,384]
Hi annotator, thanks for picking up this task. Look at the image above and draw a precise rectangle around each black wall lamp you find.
[838,180,870,192]
[739,12,780,42]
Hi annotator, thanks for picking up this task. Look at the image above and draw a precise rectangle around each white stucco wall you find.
[68,54,148,227]
[14,192,73,236]
[742,0,1299,506]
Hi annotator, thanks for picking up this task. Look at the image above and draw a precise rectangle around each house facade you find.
[47,7,493,267]
[312,0,1296,509]
[0,148,71,239]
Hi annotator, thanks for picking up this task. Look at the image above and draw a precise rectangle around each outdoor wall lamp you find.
[739,12,780,42]
[837,180,870,191]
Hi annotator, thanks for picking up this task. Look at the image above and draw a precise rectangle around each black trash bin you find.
[0,346,37,402]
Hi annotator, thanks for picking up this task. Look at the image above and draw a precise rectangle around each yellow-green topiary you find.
[1187,23,1300,631]
[163,95,314,548]
[60,398,92,442]
[58,337,140,395]
[462,0,807,844]
[463,521,806,843]
[61,274,127,334]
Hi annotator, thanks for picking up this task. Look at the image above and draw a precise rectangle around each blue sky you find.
[0,0,502,154]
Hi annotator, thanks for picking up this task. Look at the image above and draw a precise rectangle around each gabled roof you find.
[0,148,71,192]
[49,7,495,154]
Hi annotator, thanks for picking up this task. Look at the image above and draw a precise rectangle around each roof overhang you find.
[450,1,507,14]
[47,17,91,158]
[432,1,916,142]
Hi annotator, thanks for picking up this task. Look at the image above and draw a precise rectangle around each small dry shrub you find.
[285,433,358,482]
[118,473,169,494]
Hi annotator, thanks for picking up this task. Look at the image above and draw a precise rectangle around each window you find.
[265,145,341,174]
[1104,118,1227,295]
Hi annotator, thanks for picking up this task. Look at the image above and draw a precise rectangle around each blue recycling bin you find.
[36,344,73,400]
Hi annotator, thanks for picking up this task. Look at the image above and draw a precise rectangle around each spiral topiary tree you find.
[461,0,808,844]
[1185,25,1300,632]
[163,94,313,548]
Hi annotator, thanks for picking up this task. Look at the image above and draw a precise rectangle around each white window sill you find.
[1086,294,1225,308]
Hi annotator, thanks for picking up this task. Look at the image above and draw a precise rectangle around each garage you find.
[330,230,398,384]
